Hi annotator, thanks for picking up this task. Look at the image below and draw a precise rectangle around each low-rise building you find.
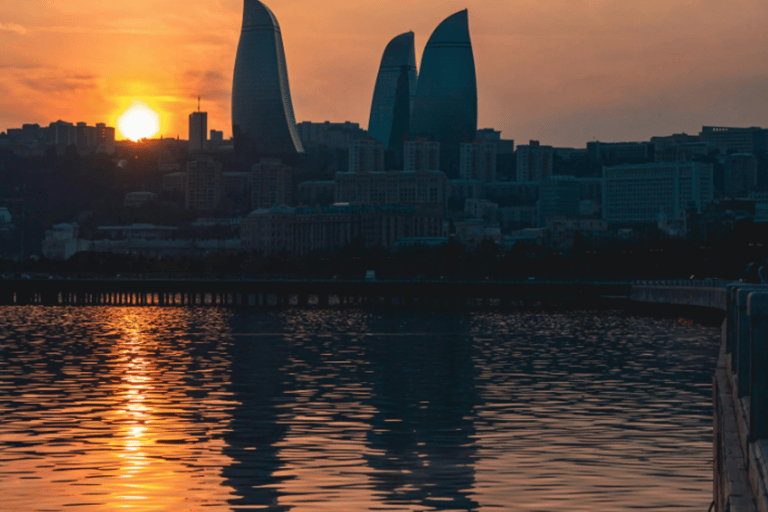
[42,223,90,260]
[297,181,335,206]
[95,224,179,240]
[538,176,580,227]
[241,203,443,256]
[124,192,158,208]
[454,218,502,247]
[546,217,608,250]
[335,170,447,206]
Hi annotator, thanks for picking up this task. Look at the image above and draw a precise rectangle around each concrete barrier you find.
[713,284,768,512]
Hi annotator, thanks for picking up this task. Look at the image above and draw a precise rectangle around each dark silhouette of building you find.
[409,10,477,178]
[368,32,418,150]
[232,0,304,160]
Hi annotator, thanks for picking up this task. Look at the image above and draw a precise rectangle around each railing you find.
[713,283,768,512]
[0,278,633,309]
[631,279,732,311]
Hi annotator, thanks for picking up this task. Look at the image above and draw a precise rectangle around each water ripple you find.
[0,307,719,511]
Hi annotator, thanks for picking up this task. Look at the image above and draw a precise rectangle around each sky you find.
[0,0,766,147]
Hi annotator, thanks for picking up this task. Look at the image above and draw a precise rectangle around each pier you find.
[0,278,630,309]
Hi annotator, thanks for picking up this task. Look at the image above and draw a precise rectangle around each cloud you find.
[0,22,27,35]
[21,73,98,94]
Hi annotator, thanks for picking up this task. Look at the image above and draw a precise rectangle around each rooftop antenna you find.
[197,96,201,112]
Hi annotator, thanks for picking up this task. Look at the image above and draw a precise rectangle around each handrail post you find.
[726,284,738,354]
[748,291,768,441]
[736,286,762,397]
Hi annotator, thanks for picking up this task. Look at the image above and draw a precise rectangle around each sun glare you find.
[117,101,161,141]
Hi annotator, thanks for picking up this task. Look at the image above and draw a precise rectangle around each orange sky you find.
[0,0,766,147]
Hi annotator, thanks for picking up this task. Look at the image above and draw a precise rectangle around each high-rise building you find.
[251,158,293,209]
[95,123,115,150]
[460,141,496,182]
[404,140,440,171]
[189,111,208,153]
[409,9,477,176]
[47,121,76,146]
[232,0,304,157]
[349,139,385,174]
[186,158,223,212]
[368,31,418,149]
[602,162,713,224]
[516,141,553,182]
[724,153,758,196]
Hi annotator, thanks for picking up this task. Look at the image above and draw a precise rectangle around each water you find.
[0,307,720,511]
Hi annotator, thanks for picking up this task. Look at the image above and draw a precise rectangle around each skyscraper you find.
[368,32,418,149]
[232,0,304,158]
[189,111,207,153]
[409,9,477,176]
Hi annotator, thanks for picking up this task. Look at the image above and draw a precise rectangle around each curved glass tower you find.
[232,0,304,156]
[368,32,418,148]
[409,10,477,149]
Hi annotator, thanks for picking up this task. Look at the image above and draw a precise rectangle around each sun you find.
[117,100,161,141]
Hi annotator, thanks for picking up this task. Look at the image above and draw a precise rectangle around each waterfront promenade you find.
[634,279,768,512]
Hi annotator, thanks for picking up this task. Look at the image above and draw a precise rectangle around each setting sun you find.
[117,100,161,141]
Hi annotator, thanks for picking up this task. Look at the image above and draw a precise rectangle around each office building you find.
[410,9,477,176]
[602,162,714,224]
[241,203,443,256]
[516,141,553,182]
[404,140,440,171]
[349,139,385,174]
[186,158,223,212]
[251,158,293,209]
[335,170,447,206]
[189,111,208,153]
[296,121,366,150]
[700,126,767,155]
[232,0,304,156]
[587,141,653,163]
[724,153,758,196]
[368,31,418,148]
[460,140,496,182]
[537,176,580,227]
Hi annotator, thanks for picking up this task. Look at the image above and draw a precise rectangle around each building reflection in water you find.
[0,306,718,511]
[221,313,294,510]
[220,311,481,510]
[360,313,480,510]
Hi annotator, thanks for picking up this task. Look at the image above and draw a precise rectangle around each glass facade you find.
[232,0,304,156]
[410,10,477,149]
[368,32,418,148]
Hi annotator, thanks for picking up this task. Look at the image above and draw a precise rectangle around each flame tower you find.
[232,0,304,157]
[368,31,418,149]
[410,10,477,176]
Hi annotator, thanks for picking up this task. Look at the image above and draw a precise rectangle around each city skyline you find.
[0,0,766,147]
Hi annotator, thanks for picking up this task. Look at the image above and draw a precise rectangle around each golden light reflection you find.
[117,100,161,141]
[99,309,234,511]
